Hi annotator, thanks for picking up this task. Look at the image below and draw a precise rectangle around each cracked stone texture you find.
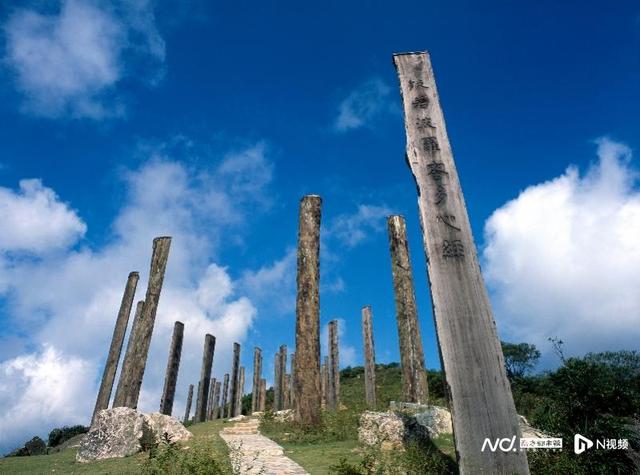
[77,407,192,462]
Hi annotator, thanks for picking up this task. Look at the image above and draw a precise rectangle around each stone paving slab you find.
[220,418,308,475]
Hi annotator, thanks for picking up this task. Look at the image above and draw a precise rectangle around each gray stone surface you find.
[77,407,192,462]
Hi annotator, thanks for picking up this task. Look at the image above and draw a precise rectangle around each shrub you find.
[47,425,88,448]
[142,434,231,475]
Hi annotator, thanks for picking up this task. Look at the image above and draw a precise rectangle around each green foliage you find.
[47,425,88,448]
[260,407,360,444]
[142,434,231,475]
[501,341,541,381]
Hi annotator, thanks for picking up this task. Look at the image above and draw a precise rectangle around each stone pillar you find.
[393,52,529,474]
[289,352,296,410]
[327,320,340,410]
[113,236,172,409]
[229,342,241,418]
[113,300,144,407]
[251,347,262,414]
[206,377,216,420]
[235,366,245,417]
[183,384,194,423]
[220,373,229,419]
[294,195,322,427]
[278,345,287,410]
[273,351,282,411]
[361,306,377,408]
[258,378,266,411]
[320,357,328,408]
[195,334,216,422]
[387,216,429,404]
[159,321,185,416]
[92,272,139,422]
[212,380,221,419]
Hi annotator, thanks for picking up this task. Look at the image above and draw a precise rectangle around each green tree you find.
[500,341,541,380]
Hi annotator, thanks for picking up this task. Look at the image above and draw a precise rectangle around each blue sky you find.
[0,0,639,452]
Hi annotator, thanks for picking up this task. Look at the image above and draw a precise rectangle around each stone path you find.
[219,417,309,475]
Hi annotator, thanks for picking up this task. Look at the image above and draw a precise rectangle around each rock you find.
[414,406,453,438]
[358,411,406,450]
[145,412,193,444]
[274,409,294,423]
[228,414,247,422]
[77,407,192,463]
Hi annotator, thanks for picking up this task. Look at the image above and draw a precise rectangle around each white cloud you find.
[240,248,297,314]
[329,203,392,248]
[483,138,640,361]
[3,0,165,119]
[0,346,95,451]
[0,140,271,453]
[0,179,86,253]
[333,78,393,132]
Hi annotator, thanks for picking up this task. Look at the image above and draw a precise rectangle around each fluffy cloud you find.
[3,0,164,119]
[0,141,270,453]
[333,78,394,132]
[483,138,640,361]
[328,203,392,248]
[0,179,86,253]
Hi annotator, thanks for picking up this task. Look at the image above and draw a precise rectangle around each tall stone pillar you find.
[229,343,241,418]
[273,351,282,411]
[327,320,340,410]
[259,378,266,411]
[92,272,139,422]
[195,334,216,422]
[235,366,245,417]
[320,357,328,408]
[220,373,230,419]
[159,321,184,416]
[183,384,194,423]
[206,377,216,420]
[289,352,296,410]
[251,347,262,413]
[294,195,322,427]
[113,236,172,408]
[387,216,429,404]
[361,306,377,408]
[212,380,221,419]
[393,52,528,474]
[278,345,287,410]
[113,300,144,407]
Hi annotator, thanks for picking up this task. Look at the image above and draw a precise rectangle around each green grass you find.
[0,419,231,475]
[281,440,362,475]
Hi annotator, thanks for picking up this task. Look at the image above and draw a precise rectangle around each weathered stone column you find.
[278,345,287,409]
[327,320,340,410]
[251,347,262,413]
[289,352,296,410]
[114,236,172,409]
[258,378,266,411]
[294,195,322,427]
[387,216,429,404]
[220,373,230,419]
[235,366,245,416]
[273,351,282,411]
[361,306,377,408]
[206,377,216,420]
[92,272,139,422]
[212,380,221,419]
[229,342,241,418]
[320,357,328,408]
[393,52,528,474]
[113,300,144,407]
[183,384,194,423]
[195,334,216,422]
[159,321,184,416]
